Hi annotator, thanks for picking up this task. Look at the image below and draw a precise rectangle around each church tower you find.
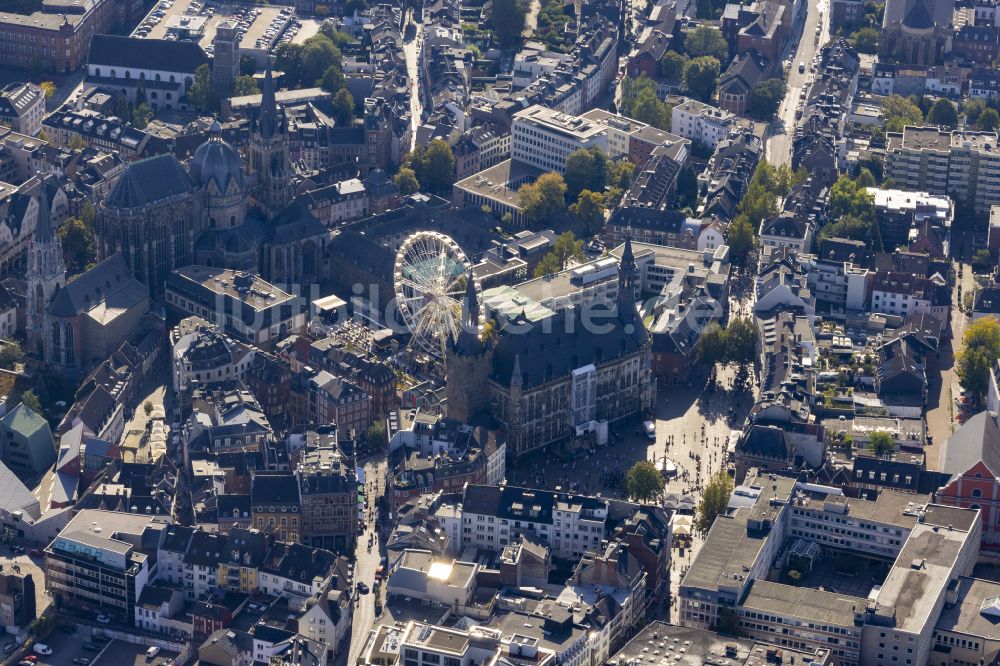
[617,236,639,324]
[212,22,241,98]
[445,272,492,423]
[248,59,293,220]
[26,191,65,358]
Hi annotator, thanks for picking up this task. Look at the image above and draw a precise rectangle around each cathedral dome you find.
[191,123,245,192]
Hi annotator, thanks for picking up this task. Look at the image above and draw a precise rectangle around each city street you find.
[346,459,388,665]
[765,0,830,165]
[924,261,978,469]
[402,12,424,152]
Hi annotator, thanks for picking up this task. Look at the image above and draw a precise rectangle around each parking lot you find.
[13,624,108,666]
[90,640,178,666]
[132,0,319,56]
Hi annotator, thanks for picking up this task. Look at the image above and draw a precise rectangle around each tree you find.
[855,167,877,188]
[394,167,420,195]
[67,134,87,151]
[81,201,96,226]
[300,35,343,86]
[696,469,734,532]
[39,80,56,99]
[564,147,608,200]
[658,50,687,81]
[320,64,347,95]
[685,26,728,61]
[724,317,757,368]
[332,88,354,126]
[621,76,670,130]
[143,401,154,417]
[965,97,987,124]
[491,0,527,48]
[532,230,583,277]
[821,214,883,249]
[727,214,756,257]
[57,217,95,276]
[232,75,259,97]
[956,318,1000,401]
[828,173,876,221]
[36,130,50,143]
[366,420,388,447]
[131,103,153,130]
[520,173,567,225]
[625,461,665,502]
[0,340,22,370]
[869,430,895,455]
[676,165,699,209]
[187,63,215,111]
[972,248,996,274]
[750,78,786,118]
[114,94,130,122]
[698,323,726,367]
[569,190,606,233]
[850,27,879,53]
[609,160,635,190]
[20,390,42,415]
[405,140,457,193]
[981,108,1000,131]
[684,56,721,102]
[927,98,959,128]
[883,95,924,132]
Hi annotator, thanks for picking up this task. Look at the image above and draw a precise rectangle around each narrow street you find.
[346,459,387,665]
[765,0,830,165]
[402,12,424,152]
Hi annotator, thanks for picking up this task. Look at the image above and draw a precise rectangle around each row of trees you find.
[273,26,356,124]
[698,317,758,373]
[882,95,964,133]
[653,51,722,104]
[956,318,1000,402]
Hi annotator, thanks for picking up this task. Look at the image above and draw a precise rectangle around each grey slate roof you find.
[47,253,148,318]
[941,411,1000,477]
[105,154,194,210]
[88,35,208,74]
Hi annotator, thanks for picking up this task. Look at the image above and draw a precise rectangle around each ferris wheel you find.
[394,231,478,359]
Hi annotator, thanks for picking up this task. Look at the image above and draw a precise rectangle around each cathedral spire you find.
[454,270,483,356]
[511,354,522,388]
[618,235,639,323]
[260,58,278,140]
[35,190,54,244]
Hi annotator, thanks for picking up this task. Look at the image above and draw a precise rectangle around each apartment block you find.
[670,99,737,149]
[885,127,1000,215]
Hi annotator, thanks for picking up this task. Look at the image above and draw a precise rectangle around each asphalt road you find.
[765,0,831,165]
[346,460,388,665]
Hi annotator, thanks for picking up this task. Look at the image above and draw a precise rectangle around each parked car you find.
[32,644,52,656]
[3,643,17,655]
[93,635,110,643]
[83,643,101,652]
[28,549,41,557]
[356,582,369,594]
[96,614,111,624]
[21,657,37,663]
[73,659,91,665]
[146,646,161,660]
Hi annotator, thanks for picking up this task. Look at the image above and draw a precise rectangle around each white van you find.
[146,647,161,660]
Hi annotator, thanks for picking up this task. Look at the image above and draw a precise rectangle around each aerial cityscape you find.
[0,0,997,663]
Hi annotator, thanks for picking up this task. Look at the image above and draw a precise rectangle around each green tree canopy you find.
[404,140,457,193]
[569,189,606,233]
[621,76,670,130]
[187,63,215,111]
[520,173,568,226]
[698,322,726,367]
[956,318,1000,401]
[727,214,757,258]
[332,88,355,126]
[869,430,895,455]
[724,317,757,368]
[676,165,699,209]
[684,56,721,102]
[850,27,879,53]
[564,147,609,200]
[232,74,259,97]
[658,50,688,81]
[532,230,583,277]
[20,390,42,415]
[131,103,153,130]
[750,78,786,118]
[58,217,95,277]
[394,167,420,195]
[684,26,728,61]
[0,340,22,370]
[491,0,527,48]
[927,98,959,128]
[625,461,665,502]
[696,469,734,532]
[883,95,924,133]
[980,108,1000,131]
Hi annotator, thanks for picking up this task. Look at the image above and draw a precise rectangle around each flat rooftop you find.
[741,579,865,628]
[934,576,1000,642]
[513,105,608,141]
[172,266,295,310]
[876,515,978,635]
[797,487,926,530]
[453,159,544,208]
